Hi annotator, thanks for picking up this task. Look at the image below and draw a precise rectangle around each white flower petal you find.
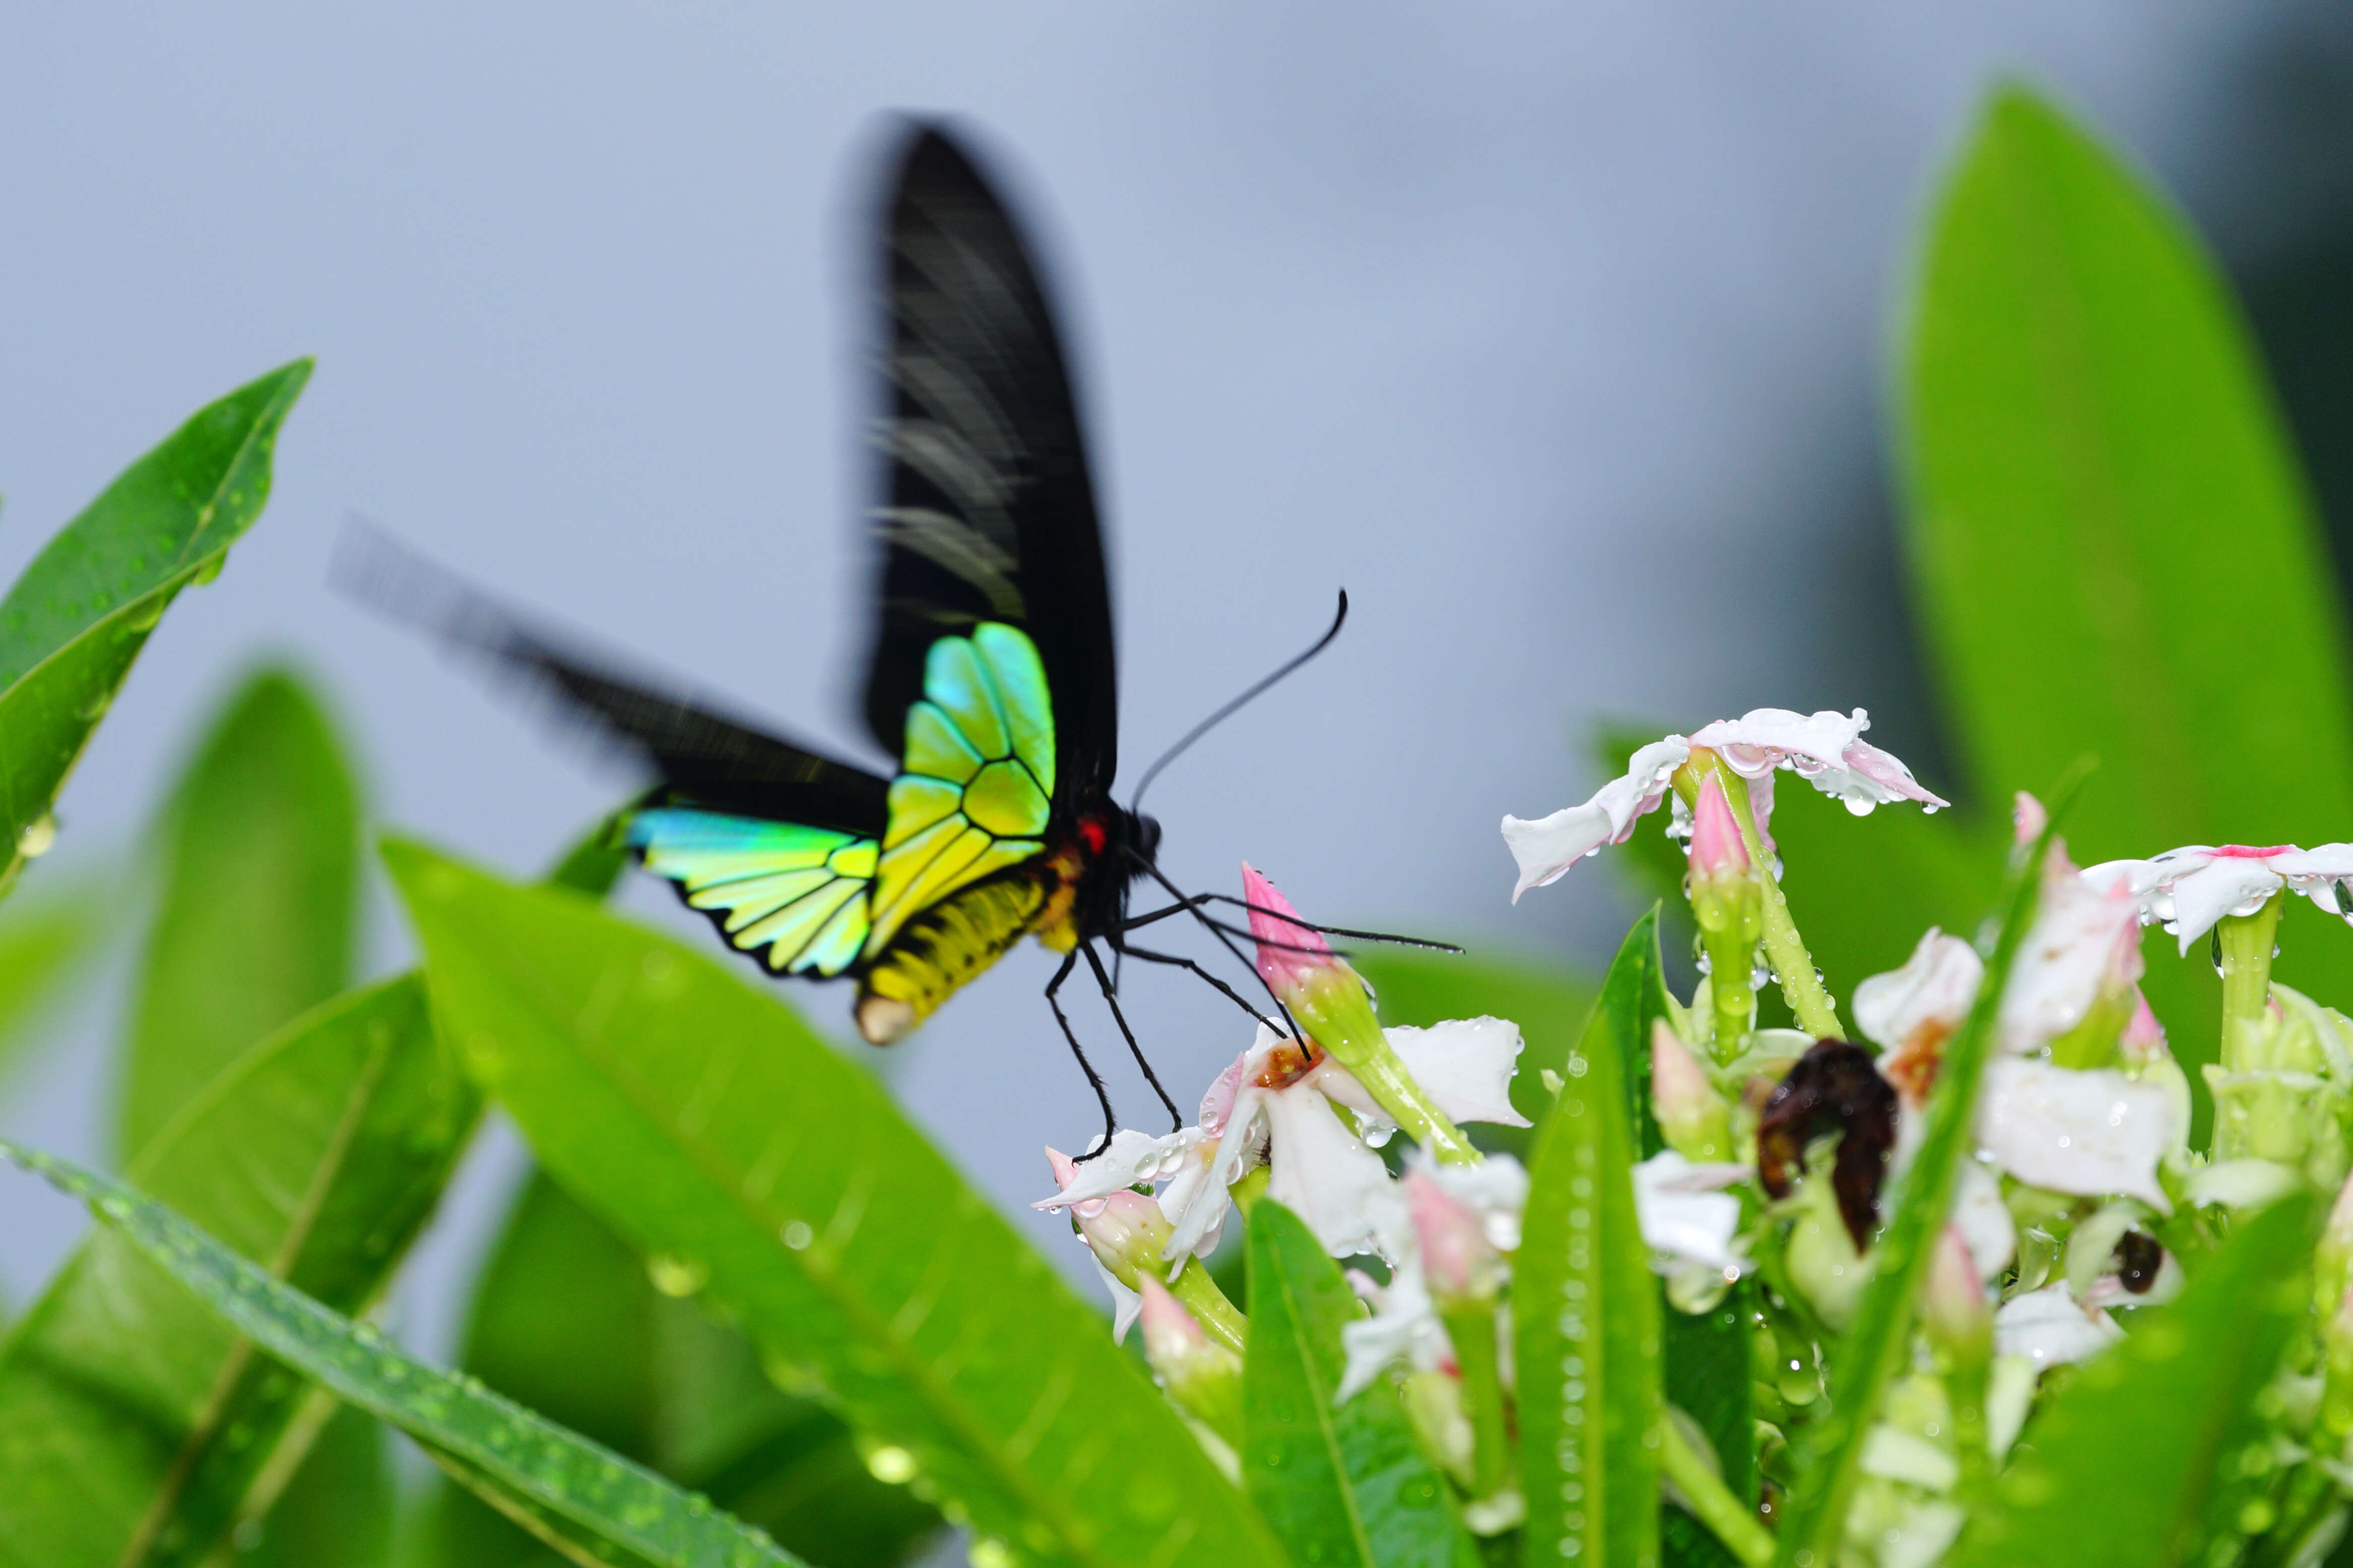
[1500,738,1688,899]
[1998,859,2140,1052]
[1263,1084,1411,1260]
[1632,1151,1747,1274]
[1975,1058,2174,1213]
[1952,1161,2016,1281]
[1031,1127,1200,1212]
[1162,1086,1266,1264]
[1854,929,1982,1052]
[1415,1149,1532,1252]
[1384,1017,1532,1128]
[2164,856,2286,953]
[1993,1282,2122,1369]
[1686,707,1948,815]
[1093,1257,1143,1344]
[1337,1258,1450,1402]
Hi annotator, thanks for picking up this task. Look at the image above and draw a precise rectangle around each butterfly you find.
[343,121,1352,1140]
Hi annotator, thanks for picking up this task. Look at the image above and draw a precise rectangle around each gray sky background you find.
[3,3,2344,1354]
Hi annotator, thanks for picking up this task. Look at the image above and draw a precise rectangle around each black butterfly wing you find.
[334,526,888,835]
[861,123,1120,811]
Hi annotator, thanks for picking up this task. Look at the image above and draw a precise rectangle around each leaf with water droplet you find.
[0,1137,809,1568]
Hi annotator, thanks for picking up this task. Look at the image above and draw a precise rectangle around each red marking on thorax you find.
[1077,815,1109,857]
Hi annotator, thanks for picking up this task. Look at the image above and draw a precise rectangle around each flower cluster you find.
[1038,709,2353,1567]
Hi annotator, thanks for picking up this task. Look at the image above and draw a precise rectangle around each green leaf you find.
[381,837,1284,1568]
[0,1142,808,1568]
[1902,85,2353,1126]
[1354,948,1593,1161]
[1661,1279,1756,1568]
[1946,1194,2318,1567]
[1241,1199,1479,1568]
[1516,911,1666,1566]
[429,1171,938,1568]
[0,883,104,1091]
[241,1406,395,1568]
[1772,783,2072,1566]
[121,667,361,1158]
[0,361,312,894]
[0,977,475,1568]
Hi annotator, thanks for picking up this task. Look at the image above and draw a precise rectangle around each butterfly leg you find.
[1109,936,1282,1035]
[1081,941,1185,1132]
[1122,849,1305,1039]
[1047,950,1122,1162]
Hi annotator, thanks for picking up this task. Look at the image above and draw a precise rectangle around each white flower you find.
[1409,1147,1531,1251]
[1030,1127,1203,1216]
[1160,1021,1531,1267]
[2081,843,2353,955]
[1975,1058,2175,1213]
[1631,1151,1749,1276]
[1999,845,2143,1053]
[1855,930,1983,1054]
[1994,1281,2123,1369]
[1315,1017,1532,1136]
[1337,1257,1452,1402]
[1501,709,1945,899]
[1952,1161,2017,1281]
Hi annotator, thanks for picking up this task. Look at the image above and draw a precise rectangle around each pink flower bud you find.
[1241,862,1338,996]
[2119,991,2168,1068]
[1921,1223,1990,1354]
[1045,1147,1173,1284]
[2013,791,2049,847]
[1137,1277,1243,1441]
[1651,1019,1732,1161]
[1687,771,1750,879]
[1405,1168,1501,1302]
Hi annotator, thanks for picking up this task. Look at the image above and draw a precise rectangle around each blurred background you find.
[6,0,2353,1363]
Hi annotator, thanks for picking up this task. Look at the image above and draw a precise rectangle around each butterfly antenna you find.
[1206,894,1464,954]
[1129,589,1348,815]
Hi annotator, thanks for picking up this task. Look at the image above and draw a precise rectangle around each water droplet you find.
[646,1253,709,1297]
[16,814,57,859]
[780,1220,814,1252]
[864,1444,918,1484]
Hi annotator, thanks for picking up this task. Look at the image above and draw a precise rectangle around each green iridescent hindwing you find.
[629,810,876,976]
[867,622,1057,956]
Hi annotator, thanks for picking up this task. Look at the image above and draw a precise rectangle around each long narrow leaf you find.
[1944,1194,2316,1566]
[428,1171,939,1568]
[0,978,473,1568]
[0,361,311,894]
[1772,782,2074,1565]
[0,1142,806,1568]
[121,667,362,1159]
[382,838,1285,1568]
[1516,910,1666,1564]
[1242,1200,1478,1568]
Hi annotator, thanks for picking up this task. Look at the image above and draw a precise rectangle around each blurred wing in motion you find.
[333,525,894,977]
[863,125,1120,811]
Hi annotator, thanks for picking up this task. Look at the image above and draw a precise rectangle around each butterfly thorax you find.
[852,801,1155,1045]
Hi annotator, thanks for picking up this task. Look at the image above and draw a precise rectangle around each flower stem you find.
[1659,1416,1773,1568]
[1292,969,1481,1166]
[1440,1303,1513,1502]
[2218,893,2283,1073]
[1170,1264,1247,1354]
[1681,758,1843,1039]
